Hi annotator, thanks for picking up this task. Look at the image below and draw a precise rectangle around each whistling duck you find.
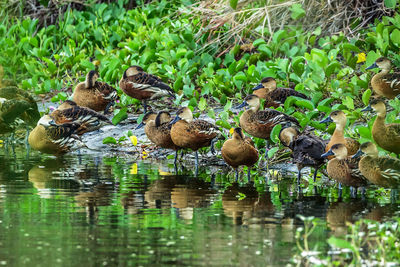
[73,70,118,113]
[137,111,181,163]
[362,99,400,154]
[320,110,360,157]
[119,66,175,113]
[279,126,325,184]
[252,77,308,106]
[366,57,400,99]
[221,127,259,181]
[50,100,111,135]
[28,115,84,154]
[237,94,299,159]
[352,142,400,188]
[0,86,40,135]
[170,107,220,168]
[321,144,367,188]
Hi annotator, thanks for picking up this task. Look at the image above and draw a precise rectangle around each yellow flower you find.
[142,150,149,159]
[357,52,366,63]
[130,163,138,175]
[229,128,234,135]
[129,135,138,146]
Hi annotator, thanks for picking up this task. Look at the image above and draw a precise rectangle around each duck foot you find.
[350,187,357,198]
[338,183,342,199]
[247,167,251,183]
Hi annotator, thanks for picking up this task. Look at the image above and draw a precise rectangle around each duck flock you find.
[1,57,400,193]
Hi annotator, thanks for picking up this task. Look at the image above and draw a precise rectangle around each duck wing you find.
[387,123,400,136]
[191,120,220,137]
[376,157,400,182]
[94,81,118,100]
[382,72,400,90]
[270,88,309,103]
[292,134,325,166]
[47,123,81,144]
[125,72,174,97]
[255,109,299,126]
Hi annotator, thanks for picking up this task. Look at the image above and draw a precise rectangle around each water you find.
[0,146,399,266]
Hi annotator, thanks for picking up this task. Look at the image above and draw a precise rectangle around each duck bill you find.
[361,105,372,112]
[236,101,248,109]
[252,83,263,90]
[319,116,333,124]
[169,116,181,125]
[135,122,145,130]
[366,62,378,70]
[351,149,364,159]
[321,150,334,158]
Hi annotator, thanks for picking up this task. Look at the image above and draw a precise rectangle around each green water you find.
[0,146,398,266]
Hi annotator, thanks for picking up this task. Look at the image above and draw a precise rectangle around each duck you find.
[252,77,309,106]
[352,142,400,188]
[28,115,85,154]
[169,107,220,168]
[321,143,368,188]
[119,66,175,113]
[279,126,326,184]
[72,70,118,113]
[319,110,360,157]
[366,57,400,99]
[0,86,40,135]
[361,99,400,154]
[221,127,259,181]
[136,111,181,163]
[49,100,112,135]
[237,94,299,158]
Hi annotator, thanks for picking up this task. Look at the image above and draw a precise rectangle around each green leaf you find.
[267,147,279,158]
[230,0,238,10]
[112,107,128,125]
[295,99,314,110]
[290,4,305,20]
[198,97,207,111]
[384,0,397,8]
[362,89,372,106]
[390,29,400,46]
[253,38,266,47]
[270,124,282,144]
[327,236,355,251]
[343,96,354,110]
[102,137,117,144]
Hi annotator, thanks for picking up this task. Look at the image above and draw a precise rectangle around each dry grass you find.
[184,0,394,52]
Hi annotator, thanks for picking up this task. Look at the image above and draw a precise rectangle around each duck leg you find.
[350,187,357,198]
[247,167,251,183]
[264,140,270,160]
[104,101,114,115]
[313,167,320,183]
[143,100,148,113]
[210,137,218,155]
[338,183,342,199]
[235,169,239,182]
[195,151,199,176]
[297,170,302,185]
[174,150,179,165]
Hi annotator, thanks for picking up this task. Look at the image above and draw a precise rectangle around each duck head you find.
[86,70,99,88]
[37,115,56,128]
[232,127,245,140]
[279,126,299,147]
[366,57,391,71]
[362,99,386,117]
[155,111,172,127]
[123,65,144,78]
[320,110,347,130]
[170,107,193,125]
[252,77,277,92]
[236,94,260,112]
[321,143,348,160]
[352,142,379,159]
[136,111,157,130]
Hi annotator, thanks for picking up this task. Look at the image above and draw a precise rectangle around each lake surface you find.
[0,145,399,266]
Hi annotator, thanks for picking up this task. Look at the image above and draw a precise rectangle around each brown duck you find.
[73,70,118,113]
[353,142,400,188]
[366,57,400,99]
[362,99,400,154]
[119,66,175,113]
[221,127,259,181]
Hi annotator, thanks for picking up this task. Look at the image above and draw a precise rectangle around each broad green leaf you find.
[295,99,314,110]
[102,137,117,144]
[112,107,128,125]
[362,89,372,106]
[198,97,207,111]
[230,0,238,10]
[327,236,355,252]
[390,29,400,46]
[384,0,397,8]
[270,124,282,144]
[267,147,279,158]
[290,3,305,20]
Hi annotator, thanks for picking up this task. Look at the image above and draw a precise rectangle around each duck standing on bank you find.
[221,127,259,181]
[279,126,325,184]
[119,66,175,113]
[366,57,400,99]
[136,111,181,164]
[362,99,400,155]
[237,94,299,160]
[169,107,220,169]
[353,142,400,188]
[73,70,118,113]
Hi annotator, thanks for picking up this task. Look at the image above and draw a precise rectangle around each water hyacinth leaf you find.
[270,124,282,144]
[112,107,128,125]
[362,89,372,106]
[390,29,400,46]
[384,0,397,8]
[198,97,207,111]
[216,119,231,130]
[327,236,355,252]
[208,109,216,120]
[295,99,314,110]
[267,147,279,158]
[356,126,371,139]
[253,38,266,47]
[290,3,306,20]
[230,0,238,10]
[343,96,354,110]
[102,136,117,144]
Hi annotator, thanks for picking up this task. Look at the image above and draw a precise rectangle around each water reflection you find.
[0,148,399,266]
